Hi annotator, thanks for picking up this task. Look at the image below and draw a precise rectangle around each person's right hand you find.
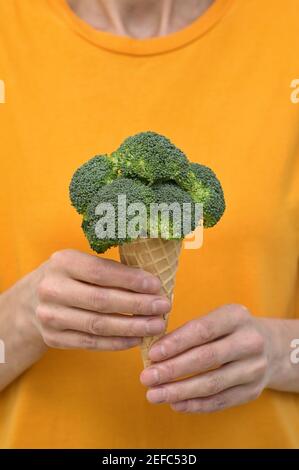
[33,249,170,351]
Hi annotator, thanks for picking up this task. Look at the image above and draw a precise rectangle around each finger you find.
[37,304,166,337]
[141,330,262,386]
[146,357,265,404]
[50,250,161,294]
[170,382,262,414]
[149,304,249,361]
[43,329,142,351]
[39,277,171,316]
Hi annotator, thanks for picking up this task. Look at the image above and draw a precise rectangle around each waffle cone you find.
[119,238,182,367]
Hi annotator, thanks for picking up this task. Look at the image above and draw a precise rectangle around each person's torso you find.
[0,0,298,448]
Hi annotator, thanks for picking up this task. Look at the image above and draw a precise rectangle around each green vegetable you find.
[69,154,117,216]
[81,218,117,254]
[111,131,189,185]
[180,163,225,228]
[82,178,155,253]
[151,182,200,239]
[69,131,226,253]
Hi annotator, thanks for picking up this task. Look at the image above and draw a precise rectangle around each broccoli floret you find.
[150,182,201,239]
[70,132,226,254]
[180,163,225,228]
[81,218,118,254]
[69,154,117,215]
[82,177,155,253]
[112,131,189,185]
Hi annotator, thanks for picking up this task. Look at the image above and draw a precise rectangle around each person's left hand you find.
[140,304,276,413]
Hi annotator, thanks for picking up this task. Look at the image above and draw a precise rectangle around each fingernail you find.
[142,276,161,293]
[146,319,165,335]
[140,367,160,386]
[147,388,166,403]
[149,343,167,360]
[171,402,187,412]
[151,299,170,315]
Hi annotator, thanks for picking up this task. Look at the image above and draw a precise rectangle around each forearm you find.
[258,318,299,393]
[0,273,46,392]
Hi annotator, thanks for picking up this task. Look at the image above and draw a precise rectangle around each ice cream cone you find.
[119,237,182,367]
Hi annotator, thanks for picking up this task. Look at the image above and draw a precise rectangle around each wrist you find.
[15,298,48,359]
[5,271,48,360]
[256,318,283,388]
[257,318,297,391]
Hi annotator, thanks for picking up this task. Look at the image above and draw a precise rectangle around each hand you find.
[140,304,276,413]
[34,249,170,351]
[0,248,170,391]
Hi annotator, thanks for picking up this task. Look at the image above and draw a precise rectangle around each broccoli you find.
[82,177,155,253]
[151,182,201,239]
[111,131,189,185]
[69,131,226,253]
[81,218,117,254]
[180,163,225,228]
[69,154,117,216]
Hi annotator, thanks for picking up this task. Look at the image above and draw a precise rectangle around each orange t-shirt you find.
[0,0,299,448]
